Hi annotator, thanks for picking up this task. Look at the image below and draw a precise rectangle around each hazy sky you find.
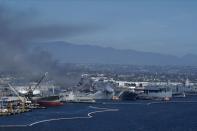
[2,0,197,56]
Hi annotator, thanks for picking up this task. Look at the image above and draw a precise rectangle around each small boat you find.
[163,97,171,101]
[172,92,186,98]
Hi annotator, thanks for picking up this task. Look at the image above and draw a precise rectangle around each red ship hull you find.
[37,101,64,107]
[35,95,64,107]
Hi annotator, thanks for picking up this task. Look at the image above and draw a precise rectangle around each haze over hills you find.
[33,41,197,66]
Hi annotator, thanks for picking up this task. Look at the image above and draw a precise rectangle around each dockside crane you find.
[26,72,48,98]
[33,72,48,91]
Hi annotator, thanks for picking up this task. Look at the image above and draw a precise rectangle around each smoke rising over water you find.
[0,5,91,86]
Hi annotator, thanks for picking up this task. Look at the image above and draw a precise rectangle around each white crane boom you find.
[7,83,25,103]
[0,78,26,103]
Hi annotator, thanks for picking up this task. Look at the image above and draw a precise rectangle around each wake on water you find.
[1,100,197,127]
[0,106,118,127]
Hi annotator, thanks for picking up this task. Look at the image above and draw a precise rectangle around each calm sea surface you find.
[1,96,197,131]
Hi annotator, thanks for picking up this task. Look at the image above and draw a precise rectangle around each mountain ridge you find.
[32,41,197,66]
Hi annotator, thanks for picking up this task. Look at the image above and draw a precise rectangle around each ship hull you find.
[37,101,63,107]
[119,91,137,100]
[35,95,64,107]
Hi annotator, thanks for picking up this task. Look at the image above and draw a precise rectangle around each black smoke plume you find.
[0,5,91,86]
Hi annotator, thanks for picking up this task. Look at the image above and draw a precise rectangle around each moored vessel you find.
[35,95,63,107]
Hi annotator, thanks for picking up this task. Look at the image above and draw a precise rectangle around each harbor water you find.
[1,96,197,131]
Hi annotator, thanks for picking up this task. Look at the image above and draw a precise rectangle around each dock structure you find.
[0,96,32,116]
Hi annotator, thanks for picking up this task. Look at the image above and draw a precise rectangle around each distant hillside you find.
[32,41,197,66]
